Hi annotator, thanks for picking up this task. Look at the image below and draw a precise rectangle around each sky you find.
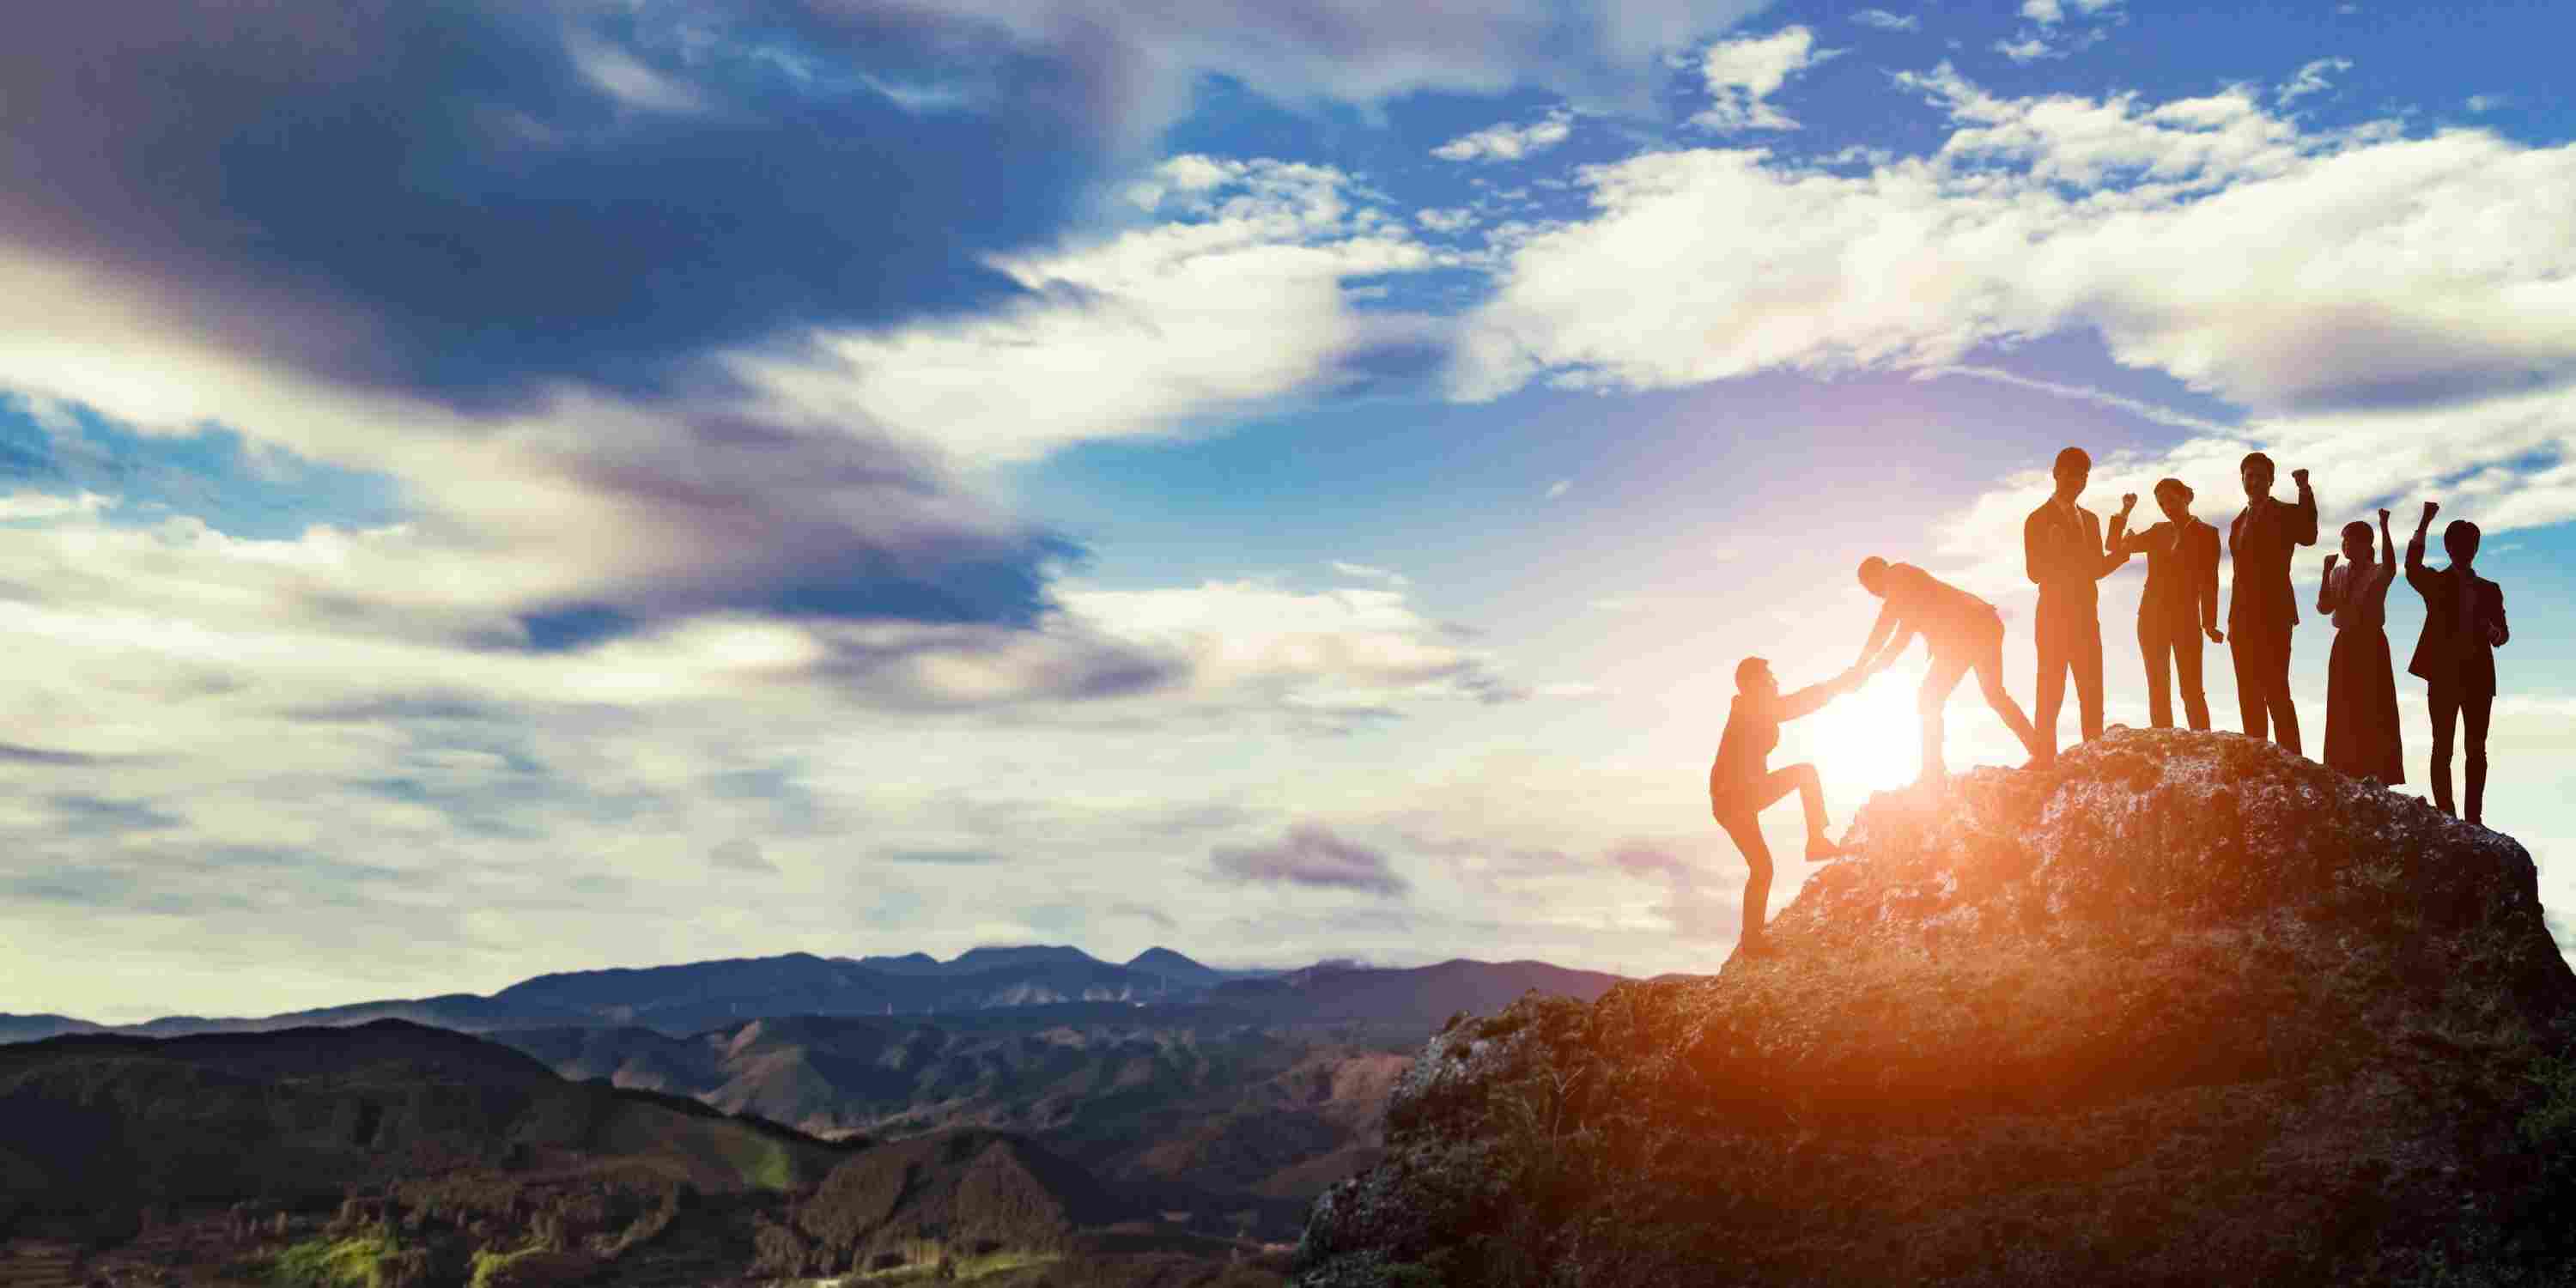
[6,0,2576,1022]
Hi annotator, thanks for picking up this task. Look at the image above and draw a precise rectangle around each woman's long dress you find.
[2324,559,2405,784]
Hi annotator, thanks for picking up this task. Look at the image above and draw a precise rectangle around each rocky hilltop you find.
[1295,728,2576,1287]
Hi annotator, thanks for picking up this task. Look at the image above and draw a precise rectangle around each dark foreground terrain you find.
[1295,728,2576,1287]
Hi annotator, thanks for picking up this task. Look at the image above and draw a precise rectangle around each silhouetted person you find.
[2319,509,2404,786]
[1710,657,1864,959]
[2109,477,2223,730]
[2405,502,2509,826]
[2024,447,2129,763]
[2227,453,2317,751]
[1853,556,2044,786]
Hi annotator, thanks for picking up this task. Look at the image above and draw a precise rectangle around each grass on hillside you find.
[268,1235,400,1288]
[853,1246,1062,1282]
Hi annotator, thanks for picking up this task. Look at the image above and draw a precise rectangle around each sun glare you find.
[1794,669,1923,798]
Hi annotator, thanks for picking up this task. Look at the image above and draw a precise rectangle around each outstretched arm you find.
[1777,665,1865,722]
[1863,623,1919,675]
[1855,600,1898,671]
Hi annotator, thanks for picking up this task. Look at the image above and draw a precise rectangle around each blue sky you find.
[5,0,2575,1020]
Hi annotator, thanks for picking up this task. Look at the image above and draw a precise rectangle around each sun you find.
[1793,667,1925,798]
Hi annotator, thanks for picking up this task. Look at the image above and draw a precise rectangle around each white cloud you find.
[1693,27,1830,132]
[1416,207,1477,233]
[2278,57,2353,106]
[1546,479,1572,499]
[1329,561,1410,587]
[1432,111,1574,163]
[1994,35,2057,62]
[744,156,1453,465]
[2020,0,2119,26]
[0,490,113,521]
[1852,9,1918,31]
[1453,66,2576,419]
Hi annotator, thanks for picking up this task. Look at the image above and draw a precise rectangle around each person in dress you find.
[2318,509,2404,785]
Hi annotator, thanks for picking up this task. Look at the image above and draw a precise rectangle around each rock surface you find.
[1293,728,2576,1287]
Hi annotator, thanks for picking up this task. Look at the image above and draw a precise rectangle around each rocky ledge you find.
[1293,727,2576,1287]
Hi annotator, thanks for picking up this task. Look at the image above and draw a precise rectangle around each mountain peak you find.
[945,945,1101,971]
[1124,946,1218,977]
[1297,727,2576,1286]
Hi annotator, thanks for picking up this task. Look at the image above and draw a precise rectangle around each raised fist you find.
[2120,492,2138,511]
[2423,501,2440,521]
[2324,554,2339,568]
[2290,468,2310,485]
[2379,508,2391,524]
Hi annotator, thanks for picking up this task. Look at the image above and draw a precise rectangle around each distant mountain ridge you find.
[4,945,1625,1044]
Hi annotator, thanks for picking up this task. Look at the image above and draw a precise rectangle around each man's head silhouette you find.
[2240,452,2275,501]
[2446,519,2482,565]
[2052,447,2090,502]
[1735,656,1776,697]
[1856,556,1888,596]
[2154,477,2194,524]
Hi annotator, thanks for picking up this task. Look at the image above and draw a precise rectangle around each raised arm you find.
[2099,496,2136,576]
[2287,468,2318,547]
[2405,501,2438,593]
[2373,509,2397,591]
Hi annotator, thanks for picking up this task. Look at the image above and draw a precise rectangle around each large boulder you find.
[1294,728,2576,1287]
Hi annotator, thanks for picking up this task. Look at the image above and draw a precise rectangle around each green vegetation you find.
[853,1245,1062,1282]
[469,1243,545,1288]
[269,1235,400,1288]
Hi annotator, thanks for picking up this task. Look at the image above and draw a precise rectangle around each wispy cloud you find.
[1211,824,1408,895]
[1852,9,1919,32]
[2277,57,2354,106]
[1432,111,1574,163]
[1694,27,1832,131]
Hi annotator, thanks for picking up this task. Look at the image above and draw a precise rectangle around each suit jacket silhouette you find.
[2121,519,2221,636]
[2024,499,2121,613]
[2227,492,2319,632]
[2404,540,2508,696]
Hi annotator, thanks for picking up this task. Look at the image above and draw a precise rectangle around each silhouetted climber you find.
[2318,510,2405,785]
[1853,556,2045,786]
[2227,453,2318,752]
[1710,657,1866,959]
[2109,477,2223,730]
[2405,502,2509,826]
[2024,447,2129,764]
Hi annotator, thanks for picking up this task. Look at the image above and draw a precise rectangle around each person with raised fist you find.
[2404,501,2511,826]
[2226,453,2318,754]
[2318,507,2403,786]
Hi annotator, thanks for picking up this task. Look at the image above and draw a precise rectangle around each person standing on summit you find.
[2227,453,2318,753]
[2404,501,2510,827]
[2023,447,2132,765]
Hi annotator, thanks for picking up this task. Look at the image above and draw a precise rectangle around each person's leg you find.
[2176,627,2211,732]
[2033,610,2068,762]
[2267,629,2302,755]
[2138,621,2171,728]
[1918,650,1971,785]
[2427,683,2460,817]
[1716,810,1774,953]
[2076,616,2105,742]
[1749,762,1838,856]
[2464,688,2494,826]
[2231,628,2268,742]
[1971,632,2044,761]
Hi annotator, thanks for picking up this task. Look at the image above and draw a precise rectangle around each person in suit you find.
[1852,556,2045,787]
[2318,509,2404,785]
[1710,657,1866,959]
[2227,452,2318,752]
[2108,477,2224,730]
[2404,501,2510,825]
[2023,447,2131,764]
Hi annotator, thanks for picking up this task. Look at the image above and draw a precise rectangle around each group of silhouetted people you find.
[1710,447,2512,959]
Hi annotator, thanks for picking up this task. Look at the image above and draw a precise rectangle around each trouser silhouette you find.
[1920,625,2042,781]
[2035,597,2104,756]
[2230,623,2300,753]
[2139,620,2211,730]
[2427,683,2494,825]
[1713,764,1829,949]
